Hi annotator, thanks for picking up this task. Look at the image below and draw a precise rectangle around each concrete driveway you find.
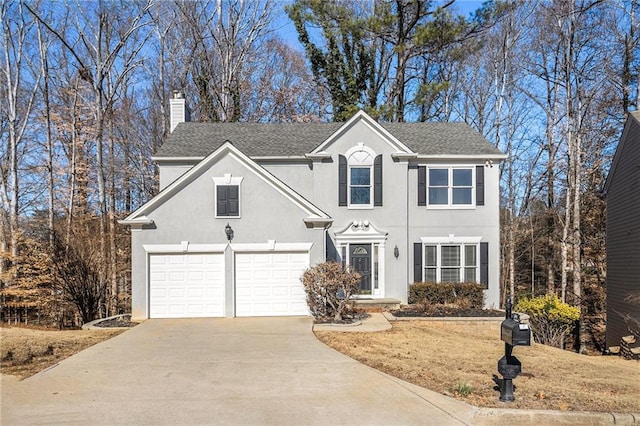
[2,318,476,425]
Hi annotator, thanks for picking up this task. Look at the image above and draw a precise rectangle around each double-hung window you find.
[427,167,474,207]
[350,167,372,205]
[423,243,478,283]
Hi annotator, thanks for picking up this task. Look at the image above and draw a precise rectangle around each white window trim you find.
[426,166,475,209]
[420,236,481,283]
[213,175,244,218]
[345,143,375,209]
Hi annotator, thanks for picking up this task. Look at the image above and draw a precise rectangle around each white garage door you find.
[149,253,225,318]
[235,251,309,317]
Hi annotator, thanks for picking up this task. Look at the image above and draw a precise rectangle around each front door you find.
[350,244,372,294]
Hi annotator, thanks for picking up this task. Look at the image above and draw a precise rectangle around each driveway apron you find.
[2,318,474,425]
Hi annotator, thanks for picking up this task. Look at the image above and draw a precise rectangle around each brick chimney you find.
[169,90,190,133]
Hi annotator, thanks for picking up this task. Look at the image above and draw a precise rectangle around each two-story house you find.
[120,94,506,320]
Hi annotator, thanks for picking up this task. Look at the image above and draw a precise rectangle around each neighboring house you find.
[604,110,640,349]
[120,94,506,320]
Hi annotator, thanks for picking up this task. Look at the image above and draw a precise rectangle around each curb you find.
[472,407,639,425]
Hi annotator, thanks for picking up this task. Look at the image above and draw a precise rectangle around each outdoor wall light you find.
[394,245,399,259]
[225,223,234,241]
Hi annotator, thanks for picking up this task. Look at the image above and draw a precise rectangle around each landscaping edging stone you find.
[82,314,135,330]
[382,312,504,335]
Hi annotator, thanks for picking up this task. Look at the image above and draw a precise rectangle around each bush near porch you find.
[409,282,484,308]
[301,262,361,322]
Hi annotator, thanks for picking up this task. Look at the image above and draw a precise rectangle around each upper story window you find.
[427,167,474,207]
[418,165,484,208]
[339,143,382,208]
[350,167,372,205]
[213,175,243,218]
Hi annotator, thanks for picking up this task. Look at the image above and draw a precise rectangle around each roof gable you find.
[121,142,331,227]
[309,110,413,156]
[604,111,640,195]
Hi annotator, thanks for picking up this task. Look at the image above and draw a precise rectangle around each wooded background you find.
[1,0,638,352]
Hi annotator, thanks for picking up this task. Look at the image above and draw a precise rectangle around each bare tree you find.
[28,0,154,315]
[174,0,275,122]
[1,0,41,267]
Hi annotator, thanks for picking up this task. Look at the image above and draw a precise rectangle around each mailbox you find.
[500,318,531,346]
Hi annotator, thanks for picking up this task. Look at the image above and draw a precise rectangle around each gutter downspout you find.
[407,161,411,300]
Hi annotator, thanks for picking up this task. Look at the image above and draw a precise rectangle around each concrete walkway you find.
[2,317,476,425]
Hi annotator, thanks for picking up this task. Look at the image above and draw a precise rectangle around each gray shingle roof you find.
[155,121,504,158]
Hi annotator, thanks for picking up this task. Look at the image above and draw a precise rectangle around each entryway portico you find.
[334,220,387,297]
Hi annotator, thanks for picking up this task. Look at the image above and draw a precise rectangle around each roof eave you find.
[604,111,640,195]
[118,216,154,230]
[305,152,332,160]
[414,154,508,160]
[153,156,204,163]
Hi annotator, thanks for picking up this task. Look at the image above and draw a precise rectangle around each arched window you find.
[338,143,382,208]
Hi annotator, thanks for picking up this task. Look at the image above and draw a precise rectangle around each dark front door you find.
[350,244,372,294]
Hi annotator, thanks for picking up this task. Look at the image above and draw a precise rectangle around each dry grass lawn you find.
[315,322,640,413]
[0,326,125,380]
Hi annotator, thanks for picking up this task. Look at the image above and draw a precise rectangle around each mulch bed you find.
[391,306,505,318]
[313,311,370,325]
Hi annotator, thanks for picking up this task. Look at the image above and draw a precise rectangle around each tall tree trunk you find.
[37,22,55,250]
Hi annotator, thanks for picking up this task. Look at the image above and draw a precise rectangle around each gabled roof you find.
[120,142,332,227]
[604,110,640,195]
[309,110,413,156]
[154,110,505,159]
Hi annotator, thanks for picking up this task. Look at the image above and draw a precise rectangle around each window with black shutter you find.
[217,185,239,217]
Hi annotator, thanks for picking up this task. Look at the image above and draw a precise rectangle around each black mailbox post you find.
[497,297,530,402]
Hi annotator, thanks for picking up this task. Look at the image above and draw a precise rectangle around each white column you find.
[377,243,385,297]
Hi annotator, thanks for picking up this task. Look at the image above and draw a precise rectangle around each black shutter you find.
[413,243,423,283]
[217,186,228,216]
[217,185,239,216]
[480,242,489,289]
[339,155,347,206]
[476,165,485,206]
[417,166,426,206]
[374,154,383,206]
[228,185,239,216]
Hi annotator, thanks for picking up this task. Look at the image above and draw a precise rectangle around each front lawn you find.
[1,326,125,379]
[315,321,640,413]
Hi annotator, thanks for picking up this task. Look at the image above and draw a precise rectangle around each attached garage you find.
[235,251,309,317]
[149,253,225,318]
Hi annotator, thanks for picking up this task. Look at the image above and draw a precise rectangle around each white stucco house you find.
[120,94,506,320]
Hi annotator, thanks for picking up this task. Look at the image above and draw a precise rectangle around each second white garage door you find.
[235,251,309,317]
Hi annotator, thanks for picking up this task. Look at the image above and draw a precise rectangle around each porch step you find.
[354,298,401,312]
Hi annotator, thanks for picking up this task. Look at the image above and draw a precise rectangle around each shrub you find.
[408,282,484,309]
[301,262,361,321]
[515,295,580,347]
